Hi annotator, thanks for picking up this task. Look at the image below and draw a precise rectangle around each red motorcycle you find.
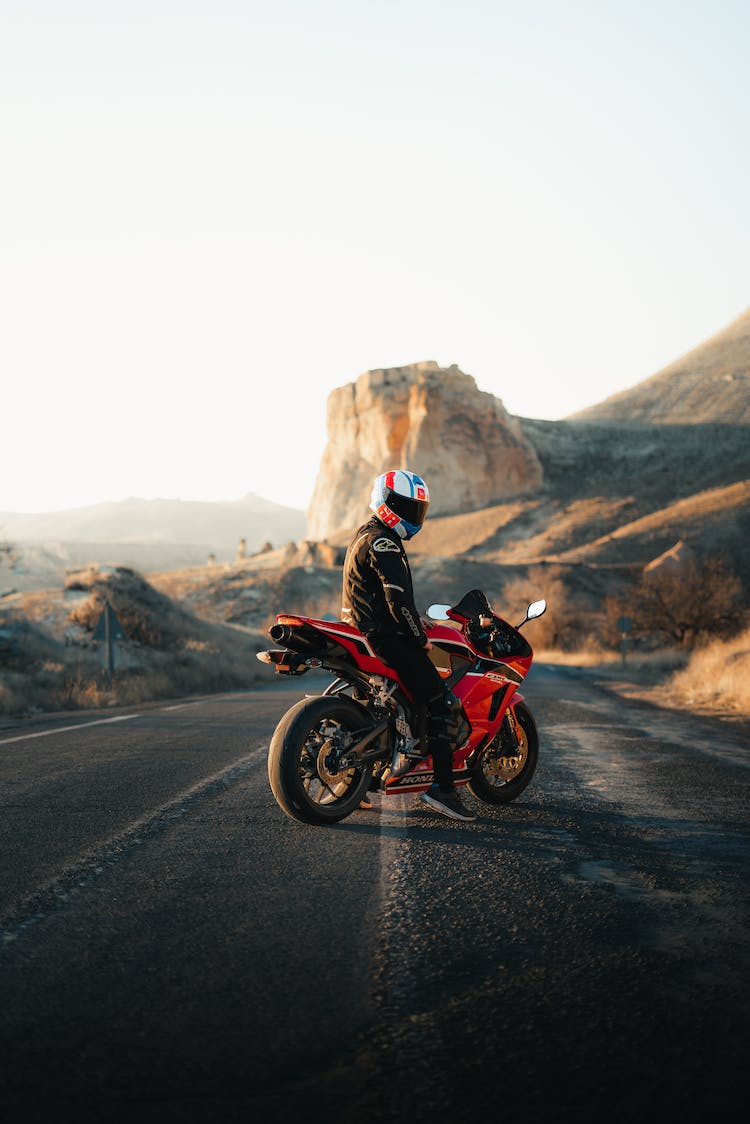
[258,588,546,825]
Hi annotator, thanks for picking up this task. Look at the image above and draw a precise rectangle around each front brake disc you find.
[485,752,525,781]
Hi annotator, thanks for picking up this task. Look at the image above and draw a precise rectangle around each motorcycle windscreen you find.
[450,589,494,620]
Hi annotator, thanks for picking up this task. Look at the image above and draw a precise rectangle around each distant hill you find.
[569,308,750,424]
[0,494,306,553]
[0,495,306,590]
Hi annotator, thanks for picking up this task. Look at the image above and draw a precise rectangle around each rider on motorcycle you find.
[341,469,476,822]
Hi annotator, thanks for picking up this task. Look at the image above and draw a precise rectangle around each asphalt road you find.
[0,667,748,1123]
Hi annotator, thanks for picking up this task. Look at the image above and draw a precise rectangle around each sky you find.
[2,0,749,515]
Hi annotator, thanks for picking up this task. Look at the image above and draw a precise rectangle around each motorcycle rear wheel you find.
[268,695,375,824]
[467,701,538,804]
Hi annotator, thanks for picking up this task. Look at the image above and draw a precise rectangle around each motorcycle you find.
[258,588,546,825]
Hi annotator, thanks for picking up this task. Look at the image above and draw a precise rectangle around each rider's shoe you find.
[420,784,477,822]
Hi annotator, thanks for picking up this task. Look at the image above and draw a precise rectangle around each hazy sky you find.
[2,0,748,514]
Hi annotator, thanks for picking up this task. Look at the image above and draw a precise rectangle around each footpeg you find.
[390,740,424,777]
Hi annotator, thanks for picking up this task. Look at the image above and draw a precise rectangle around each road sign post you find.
[93,603,126,678]
[617,615,633,667]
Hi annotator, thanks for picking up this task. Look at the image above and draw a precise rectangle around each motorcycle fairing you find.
[384,759,472,795]
[266,616,479,699]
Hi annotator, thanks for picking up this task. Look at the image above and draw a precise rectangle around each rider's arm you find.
[370,537,429,646]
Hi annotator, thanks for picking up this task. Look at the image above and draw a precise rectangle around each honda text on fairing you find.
[258,589,547,825]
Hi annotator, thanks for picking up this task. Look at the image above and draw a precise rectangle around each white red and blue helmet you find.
[370,469,430,540]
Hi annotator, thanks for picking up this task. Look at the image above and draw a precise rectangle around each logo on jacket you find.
[400,607,421,636]
[373,537,400,553]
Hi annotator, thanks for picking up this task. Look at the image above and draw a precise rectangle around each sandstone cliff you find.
[306,362,543,540]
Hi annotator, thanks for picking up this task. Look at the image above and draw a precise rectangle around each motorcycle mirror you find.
[517,599,547,629]
[427,603,451,621]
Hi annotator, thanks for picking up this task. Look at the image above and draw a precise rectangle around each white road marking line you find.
[0,713,142,747]
[0,693,235,747]
[1,743,269,942]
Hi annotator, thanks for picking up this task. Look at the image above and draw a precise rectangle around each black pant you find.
[370,635,454,791]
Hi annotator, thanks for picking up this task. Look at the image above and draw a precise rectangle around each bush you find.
[497,576,583,651]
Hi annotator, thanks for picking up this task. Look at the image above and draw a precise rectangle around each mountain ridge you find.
[568,307,750,424]
[0,493,305,551]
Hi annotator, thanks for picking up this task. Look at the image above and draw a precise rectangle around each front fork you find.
[500,709,520,753]
[493,691,524,756]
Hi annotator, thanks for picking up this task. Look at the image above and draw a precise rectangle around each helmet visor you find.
[386,490,429,528]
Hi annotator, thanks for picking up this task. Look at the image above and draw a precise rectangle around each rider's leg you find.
[426,694,455,791]
[370,637,456,790]
[369,638,476,820]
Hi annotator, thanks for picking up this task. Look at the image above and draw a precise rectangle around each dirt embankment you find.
[0,565,272,717]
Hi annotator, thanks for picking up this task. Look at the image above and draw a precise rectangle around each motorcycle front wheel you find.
[467,701,539,804]
[267,695,375,824]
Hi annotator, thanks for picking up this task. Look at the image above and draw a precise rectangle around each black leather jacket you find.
[341,516,428,647]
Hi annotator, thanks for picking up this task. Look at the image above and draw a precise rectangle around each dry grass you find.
[660,628,750,714]
[537,635,750,719]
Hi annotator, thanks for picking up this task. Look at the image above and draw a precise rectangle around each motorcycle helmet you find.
[370,469,430,539]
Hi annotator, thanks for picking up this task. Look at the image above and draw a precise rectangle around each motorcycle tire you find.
[268,695,375,825]
[467,701,539,805]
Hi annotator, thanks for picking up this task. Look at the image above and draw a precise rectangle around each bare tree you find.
[618,556,744,648]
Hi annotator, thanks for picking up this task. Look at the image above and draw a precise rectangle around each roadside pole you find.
[617,616,633,667]
[93,603,126,679]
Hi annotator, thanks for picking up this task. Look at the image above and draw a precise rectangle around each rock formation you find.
[306,362,543,541]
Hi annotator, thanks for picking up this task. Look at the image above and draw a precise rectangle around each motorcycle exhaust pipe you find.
[269,624,320,654]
